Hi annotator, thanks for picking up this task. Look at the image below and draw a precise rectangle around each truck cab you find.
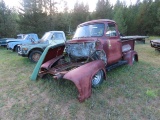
[66,19,136,66]
[18,31,66,63]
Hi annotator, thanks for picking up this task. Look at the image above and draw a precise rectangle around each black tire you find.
[29,50,42,63]
[14,45,19,52]
[92,69,104,87]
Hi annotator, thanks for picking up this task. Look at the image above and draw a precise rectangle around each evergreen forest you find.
[0,0,160,38]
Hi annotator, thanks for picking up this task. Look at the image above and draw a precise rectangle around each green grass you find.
[0,38,160,120]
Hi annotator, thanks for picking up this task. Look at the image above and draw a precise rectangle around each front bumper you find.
[18,52,28,57]
[17,45,29,57]
[6,44,13,50]
[0,44,7,47]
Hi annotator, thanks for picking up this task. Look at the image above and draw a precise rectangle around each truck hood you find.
[20,40,61,48]
[21,42,48,48]
[6,39,23,42]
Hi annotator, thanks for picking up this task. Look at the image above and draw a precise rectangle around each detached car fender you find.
[30,43,65,81]
[63,60,106,102]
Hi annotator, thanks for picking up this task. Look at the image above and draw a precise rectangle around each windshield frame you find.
[39,32,51,42]
[73,23,105,39]
[22,34,28,40]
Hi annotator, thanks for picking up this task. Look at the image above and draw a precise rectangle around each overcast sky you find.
[4,0,138,11]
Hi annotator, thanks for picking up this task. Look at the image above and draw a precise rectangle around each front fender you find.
[63,60,106,102]
[8,42,18,49]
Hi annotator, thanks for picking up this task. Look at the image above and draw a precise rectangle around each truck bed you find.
[121,36,149,43]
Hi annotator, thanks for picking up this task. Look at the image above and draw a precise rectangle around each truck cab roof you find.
[79,19,116,26]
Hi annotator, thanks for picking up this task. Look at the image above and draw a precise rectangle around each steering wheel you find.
[30,38,35,43]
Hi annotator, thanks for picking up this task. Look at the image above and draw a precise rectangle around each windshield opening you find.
[73,23,105,38]
[40,32,51,42]
[22,34,28,40]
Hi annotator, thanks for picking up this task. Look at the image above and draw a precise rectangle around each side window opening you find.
[106,23,117,37]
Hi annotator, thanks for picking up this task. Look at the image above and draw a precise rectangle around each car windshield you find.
[17,34,25,39]
[73,23,105,38]
[40,32,51,42]
[23,34,28,40]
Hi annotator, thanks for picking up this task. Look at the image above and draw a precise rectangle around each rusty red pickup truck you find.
[31,19,139,102]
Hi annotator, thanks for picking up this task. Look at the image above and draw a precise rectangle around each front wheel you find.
[92,70,104,88]
[29,50,42,63]
[14,45,19,52]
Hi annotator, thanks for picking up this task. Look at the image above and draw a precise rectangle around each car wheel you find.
[15,45,19,52]
[29,50,42,63]
[132,55,136,64]
[92,70,104,87]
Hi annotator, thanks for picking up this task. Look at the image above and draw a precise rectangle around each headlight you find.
[151,42,154,46]
[22,48,28,51]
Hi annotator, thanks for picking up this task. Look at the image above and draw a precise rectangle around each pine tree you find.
[0,0,19,37]
[95,0,113,19]
[113,0,127,35]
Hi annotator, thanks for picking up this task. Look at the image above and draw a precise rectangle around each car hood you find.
[0,38,14,42]
[20,40,62,48]
[21,42,48,48]
[151,39,160,43]
[6,39,23,42]
[0,39,7,42]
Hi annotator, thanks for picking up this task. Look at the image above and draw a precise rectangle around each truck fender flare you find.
[123,50,138,65]
[28,48,44,56]
[63,60,106,102]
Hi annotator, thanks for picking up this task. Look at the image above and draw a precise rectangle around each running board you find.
[106,61,128,71]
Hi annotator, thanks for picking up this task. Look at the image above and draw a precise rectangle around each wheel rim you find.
[132,55,135,63]
[32,53,41,62]
[92,70,103,86]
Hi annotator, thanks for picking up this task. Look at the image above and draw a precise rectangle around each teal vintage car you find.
[0,38,14,47]
[6,33,39,52]
[0,34,25,47]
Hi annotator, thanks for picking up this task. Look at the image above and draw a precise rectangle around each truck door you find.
[106,22,122,65]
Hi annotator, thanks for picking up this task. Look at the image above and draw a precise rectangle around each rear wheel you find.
[29,50,42,63]
[132,55,136,64]
[92,70,104,87]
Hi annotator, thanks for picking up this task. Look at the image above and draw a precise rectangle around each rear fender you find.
[63,60,106,102]
[123,50,138,65]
